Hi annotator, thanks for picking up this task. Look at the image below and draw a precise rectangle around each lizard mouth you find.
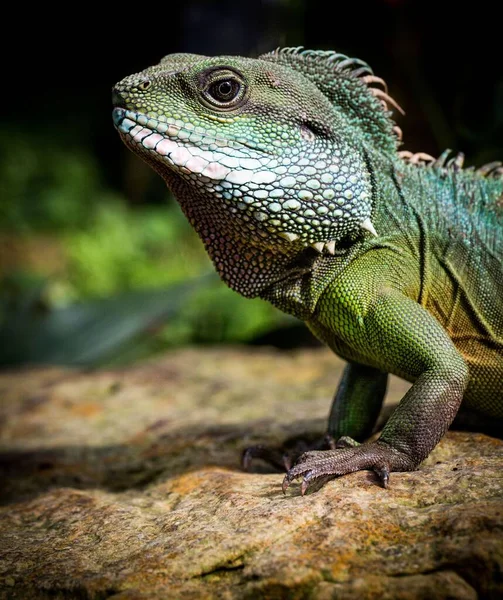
[113,107,189,142]
[112,107,272,181]
[111,108,374,254]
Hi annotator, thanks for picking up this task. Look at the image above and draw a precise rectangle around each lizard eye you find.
[202,73,246,109]
[211,80,238,100]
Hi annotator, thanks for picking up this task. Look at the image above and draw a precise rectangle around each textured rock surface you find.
[0,347,502,599]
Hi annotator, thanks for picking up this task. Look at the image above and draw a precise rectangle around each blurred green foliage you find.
[0,133,287,366]
[0,132,105,233]
[65,202,203,298]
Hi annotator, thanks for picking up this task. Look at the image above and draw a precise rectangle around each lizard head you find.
[112,52,378,254]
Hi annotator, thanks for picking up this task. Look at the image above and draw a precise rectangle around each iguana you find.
[112,48,503,495]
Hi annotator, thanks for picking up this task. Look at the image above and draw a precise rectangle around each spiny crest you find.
[399,149,503,222]
[399,149,503,179]
[260,47,404,154]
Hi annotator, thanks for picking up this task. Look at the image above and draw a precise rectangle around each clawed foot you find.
[242,434,336,472]
[282,439,416,495]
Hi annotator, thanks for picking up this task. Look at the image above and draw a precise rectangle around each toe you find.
[301,471,319,496]
[373,465,390,488]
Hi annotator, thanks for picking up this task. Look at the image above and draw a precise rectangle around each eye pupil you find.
[218,81,232,96]
[208,79,241,103]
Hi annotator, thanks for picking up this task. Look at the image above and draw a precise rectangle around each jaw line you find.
[112,107,272,156]
[111,109,360,255]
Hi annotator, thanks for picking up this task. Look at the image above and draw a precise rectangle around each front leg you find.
[284,290,469,494]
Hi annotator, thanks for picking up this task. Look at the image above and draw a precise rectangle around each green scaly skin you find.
[112,48,503,495]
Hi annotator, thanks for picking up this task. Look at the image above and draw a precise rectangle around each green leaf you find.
[0,274,215,367]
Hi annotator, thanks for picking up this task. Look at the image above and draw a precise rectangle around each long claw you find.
[241,444,288,472]
[374,465,390,488]
[242,435,334,474]
[324,434,336,450]
[282,454,292,471]
[301,472,313,496]
[241,447,255,471]
[282,474,291,494]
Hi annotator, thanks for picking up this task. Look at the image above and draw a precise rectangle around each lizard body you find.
[112,48,503,493]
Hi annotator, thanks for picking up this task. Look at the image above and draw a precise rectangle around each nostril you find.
[138,79,152,91]
[112,88,127,108]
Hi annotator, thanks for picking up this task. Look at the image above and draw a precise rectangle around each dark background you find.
[1,0,501,366]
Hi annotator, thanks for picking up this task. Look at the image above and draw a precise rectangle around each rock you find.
[0,347,501,599]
